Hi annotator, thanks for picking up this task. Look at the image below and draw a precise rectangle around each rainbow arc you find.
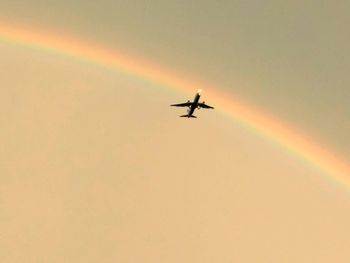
[1,24,349,190]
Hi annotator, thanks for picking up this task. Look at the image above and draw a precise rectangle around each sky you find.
[1,1,350,262]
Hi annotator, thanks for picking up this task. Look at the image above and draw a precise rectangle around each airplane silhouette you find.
[170,89,214,118]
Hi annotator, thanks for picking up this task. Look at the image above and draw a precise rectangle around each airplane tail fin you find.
[180,115,197,118]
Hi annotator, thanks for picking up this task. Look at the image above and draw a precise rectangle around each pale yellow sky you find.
[1,1,350,262]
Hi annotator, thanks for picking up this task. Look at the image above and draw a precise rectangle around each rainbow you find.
[1,24,349,190]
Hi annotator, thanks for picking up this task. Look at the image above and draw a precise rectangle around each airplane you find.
[170,89,214,118]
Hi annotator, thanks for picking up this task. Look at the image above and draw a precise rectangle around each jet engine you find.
[198,101,205,109]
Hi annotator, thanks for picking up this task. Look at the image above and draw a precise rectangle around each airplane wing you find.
[198,103,214,109]
[170,102,192,107]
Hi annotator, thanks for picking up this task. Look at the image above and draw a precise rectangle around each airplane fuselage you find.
[187,92,201,117]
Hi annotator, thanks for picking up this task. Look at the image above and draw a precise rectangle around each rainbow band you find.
[1,24,349,190]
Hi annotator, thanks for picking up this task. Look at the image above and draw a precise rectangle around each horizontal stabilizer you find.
[180,115,197,118]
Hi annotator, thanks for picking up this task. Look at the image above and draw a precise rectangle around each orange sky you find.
[1,2,350,262]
